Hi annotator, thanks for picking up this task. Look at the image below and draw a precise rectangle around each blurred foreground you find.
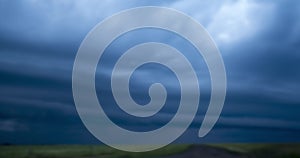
[1,144,300,158]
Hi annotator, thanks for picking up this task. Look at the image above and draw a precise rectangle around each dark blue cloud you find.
[0,0,300,144]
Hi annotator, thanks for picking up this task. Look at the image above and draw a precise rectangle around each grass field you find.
[1,144,300,158]
[210,143,300,158]
[0,144,191,158]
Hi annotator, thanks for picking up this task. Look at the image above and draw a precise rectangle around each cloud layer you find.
[0,0,300,144]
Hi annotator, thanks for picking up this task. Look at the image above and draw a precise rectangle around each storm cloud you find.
[0,0,300,144]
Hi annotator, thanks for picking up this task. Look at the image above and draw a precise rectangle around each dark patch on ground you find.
[164,145,246,158]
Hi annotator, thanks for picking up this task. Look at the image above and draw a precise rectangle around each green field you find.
[210,143,300,158]
[1,144,300,158]
[0,144,191,158]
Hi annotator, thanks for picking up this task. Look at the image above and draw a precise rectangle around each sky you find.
[0,0,300,144]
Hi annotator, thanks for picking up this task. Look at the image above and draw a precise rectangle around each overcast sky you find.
[0,0,300,144]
